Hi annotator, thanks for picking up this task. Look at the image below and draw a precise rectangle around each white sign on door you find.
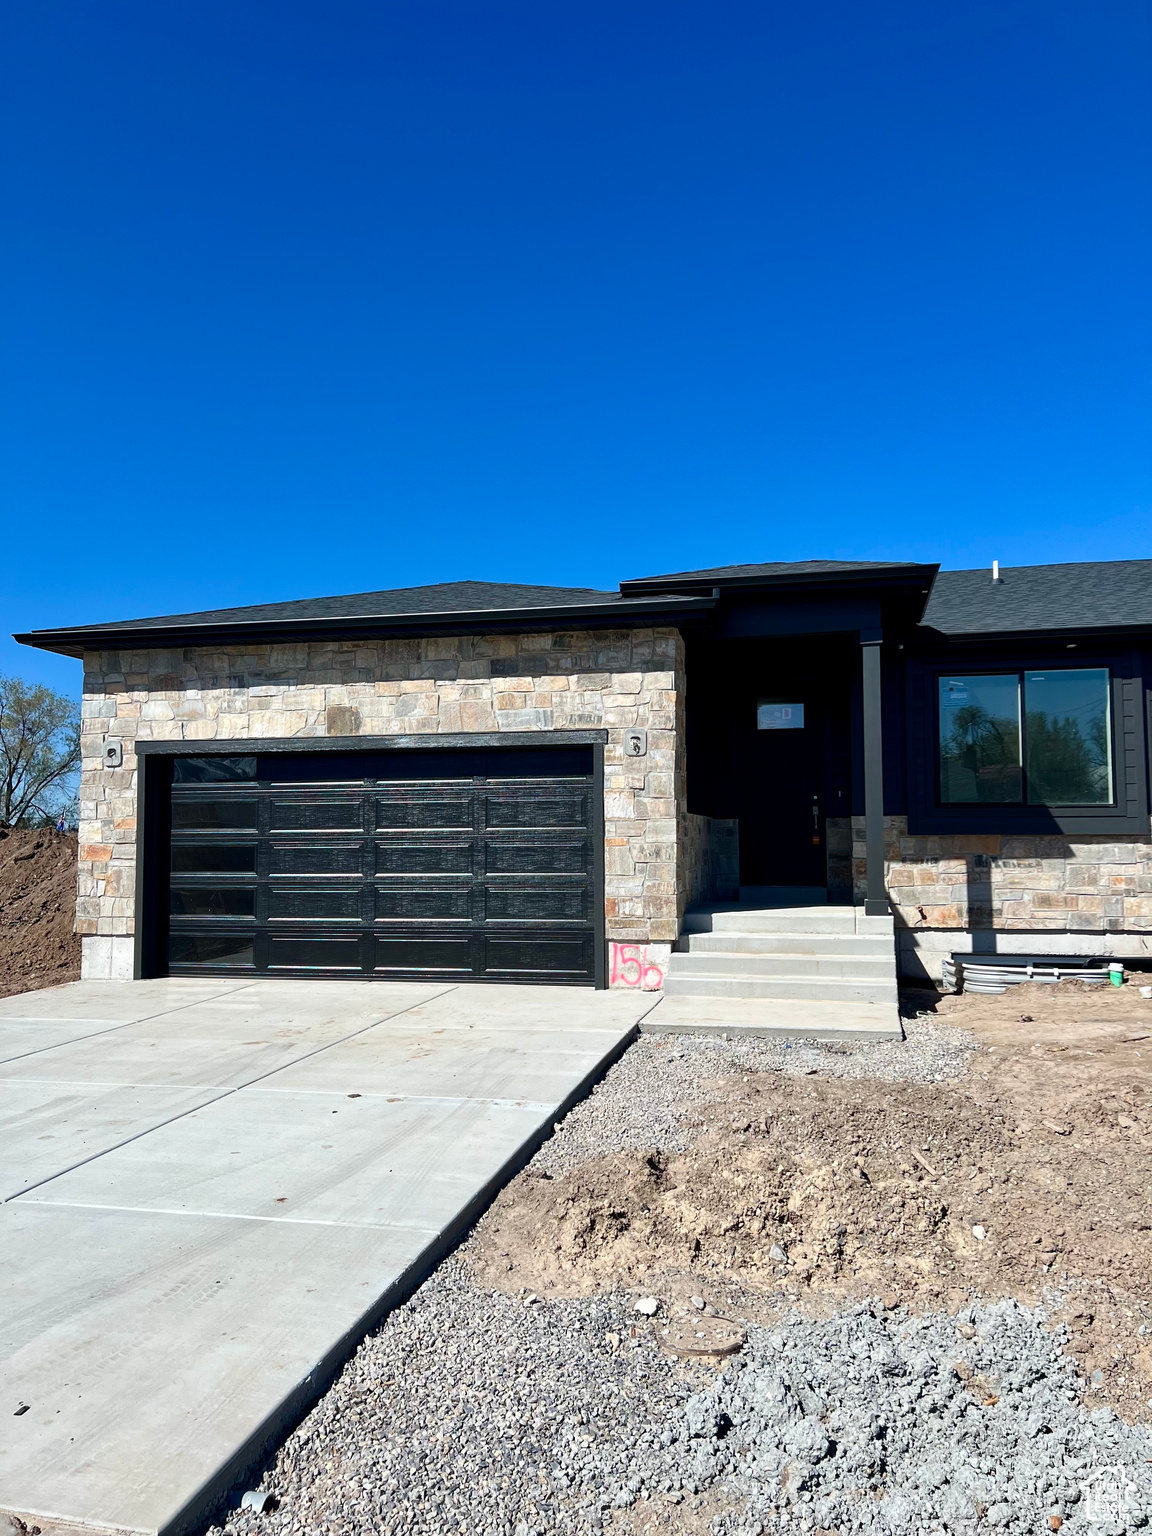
[757,703,804,731]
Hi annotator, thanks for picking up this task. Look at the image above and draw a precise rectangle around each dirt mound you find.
[0,828,82,999]
[470,1004,1152,1415]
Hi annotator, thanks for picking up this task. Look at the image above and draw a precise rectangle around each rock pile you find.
[695,1296,1152,1534]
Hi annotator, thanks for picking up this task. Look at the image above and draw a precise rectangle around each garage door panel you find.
[171,799,259,830]
[170,935,256,968]
[484,937,590,975]
[485,792,588,828]
[173,755,257,783]
[268,937,364,970]
[376,885,472,920]
[374,937,475,972]
[171,845,258,874]
[484,884,588,922]
[484,840,589,874]
[269,843,363,876]
[268,799,361,831]
[166,750,599,984]
[375,842,473,875]
[268,888,363,921]
[170,887,256,917]
[376,793,473,829]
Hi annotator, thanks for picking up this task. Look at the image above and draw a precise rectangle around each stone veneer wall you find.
[77,628,685,979]
[849,814,1152,980]
[824,816,854,903]
[678,814,740,912]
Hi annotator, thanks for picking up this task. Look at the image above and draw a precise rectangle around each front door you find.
[738,693,825,887]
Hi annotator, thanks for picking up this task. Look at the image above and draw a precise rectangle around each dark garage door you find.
[162,746,601,984]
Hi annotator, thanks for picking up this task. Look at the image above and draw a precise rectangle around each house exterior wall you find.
[76,627,688,981]
[678,814,739,913]
[73,620,1150,987]
[847,814,1152,980]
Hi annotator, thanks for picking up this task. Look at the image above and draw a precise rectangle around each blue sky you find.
[3,0,1149,694]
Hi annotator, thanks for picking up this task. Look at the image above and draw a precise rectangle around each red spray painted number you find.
[610,944,665,990]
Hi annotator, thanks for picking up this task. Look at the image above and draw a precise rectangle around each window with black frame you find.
[938,668,1112,806]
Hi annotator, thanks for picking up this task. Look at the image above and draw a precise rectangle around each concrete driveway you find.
[0,978,658,1536]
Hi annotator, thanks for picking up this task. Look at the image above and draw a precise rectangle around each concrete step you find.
[857,913,897,936]
[667,950,896,980]
[673,901,898,1004]
[682,931,894,957]
[662,973,899,1004]
[709,908,859,934]
[640,994,903,1041]
[683,905,857,935]
[685,909,896,937]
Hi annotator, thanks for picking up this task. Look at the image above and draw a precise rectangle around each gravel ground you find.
[535,1015,976,1174]
[205,1018,1152,1536]
[209,1276,1152,1536]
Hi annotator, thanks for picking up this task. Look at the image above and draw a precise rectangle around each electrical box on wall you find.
[103,739,123,769]
[624,729,647,758]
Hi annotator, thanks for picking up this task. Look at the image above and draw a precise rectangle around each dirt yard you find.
[471,980,1152,1421]
[0,828,81,999]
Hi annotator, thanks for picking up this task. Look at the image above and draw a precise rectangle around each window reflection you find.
[938,675,1022,803]
[938,668,1113,807]
[170,845,257,873]
[1024,670,1111,805]
[169,936,254,966]
[171,800,258,830]
[173,756,257,783]
[170,887,256,917]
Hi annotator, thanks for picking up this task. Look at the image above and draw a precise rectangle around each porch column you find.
[860,633,889,916]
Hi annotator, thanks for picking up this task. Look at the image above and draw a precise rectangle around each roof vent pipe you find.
[992,559,1001,583]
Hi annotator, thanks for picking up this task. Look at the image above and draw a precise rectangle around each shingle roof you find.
[922,560,1152,636]
[18,559,1152,658]
[62,580,622,634]
[15,578,717,655]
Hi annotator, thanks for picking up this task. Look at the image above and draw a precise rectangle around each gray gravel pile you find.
[700,1296,1152,1535]
[538,1016,976,1173]
[210,1278,1151,1536]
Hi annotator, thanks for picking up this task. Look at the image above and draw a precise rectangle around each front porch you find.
[649,565,934,1024]
[682,627,891,916]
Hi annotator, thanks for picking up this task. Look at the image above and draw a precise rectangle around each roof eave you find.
[14,594,719,658]
[619,563,939,597]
